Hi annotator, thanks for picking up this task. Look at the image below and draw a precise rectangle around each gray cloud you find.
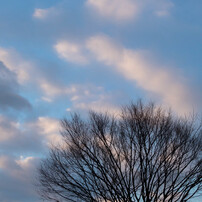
[0,155,40,202]
[0,115,43,154]
[0,62,31,111]
[0,114,61,201]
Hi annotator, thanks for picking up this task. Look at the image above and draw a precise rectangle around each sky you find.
[0,0,201,201]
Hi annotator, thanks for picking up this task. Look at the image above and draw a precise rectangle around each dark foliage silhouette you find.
[37,101,202,202]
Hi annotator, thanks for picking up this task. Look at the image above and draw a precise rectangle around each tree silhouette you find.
[37,101,202,202]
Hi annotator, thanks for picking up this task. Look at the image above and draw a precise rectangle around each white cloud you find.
[66,108,71,112]
[86,0,139,21]
[66,84,121,115]
[0,47,80,106]
[0,46,78,103]
[86,35,194,115]
[75,99,119,115]
[33,8,49,19]
[0,47,62,105]
[39,79,120,114]
[39,79,121,114]
[30,116,63,147]
[33,7,58,20]
[39,79,67,97]
[86,0,173,21]
[54,40,88,65]
[39,79,122,114]
[39,79,78,102]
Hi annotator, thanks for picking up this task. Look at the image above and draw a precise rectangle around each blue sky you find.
[0,0,201,201]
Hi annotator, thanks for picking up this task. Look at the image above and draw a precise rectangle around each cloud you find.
[0,46,77,106]
[39,76,121,114]
[54,40,88,65]
[0,47,62,108]
[0,62,31,110]
[38,79,77,102]
[39,79,68,98]
[0,47,94,105]
[65,84,121,115]
[39,79,120,115]
[0,115,20,143]
[0,46,70,104]
[53,34,197,115]
[0,155,39,180]
[86,35,196,115]
[86,0,173,21]
[33,7,58,20]
[0,114,62,154]
[86,0,139,21]
[30,116,62,147]
[0,115,43,153]
[0,155,39,202]
[0,47,33,84]
[152,0,174,17]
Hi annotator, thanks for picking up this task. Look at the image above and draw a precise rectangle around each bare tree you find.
[37,101,202,202]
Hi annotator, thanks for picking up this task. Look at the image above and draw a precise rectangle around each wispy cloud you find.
[152,0,174,17]
[86,35,195,115]
[39,79,68,98]
[0,46,81,106]
[54,40,88,65]
[0,48,32,84]
[33,7,59,20]
[66,84,121,115]
[39,80,121,115]
[30,116,62,147]
[0,47,65,103]
[86,0,174,22]
[38,79,78,103]
[86,0,139,21]
[52,34,198,115]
